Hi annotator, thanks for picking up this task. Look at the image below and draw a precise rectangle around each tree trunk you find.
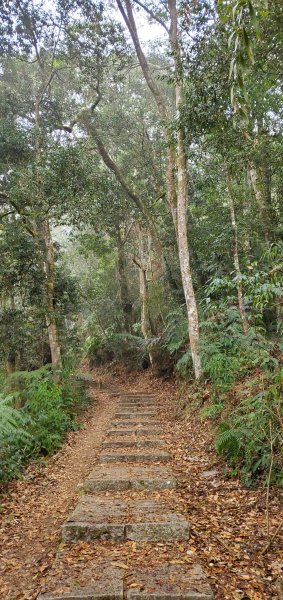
[39,219,62,380]
[5,355,16,376]
[249,165,273,244]
[117,241,133,332]
[138,231,154,365]
[168,0,202,378]
[226,176,249,336]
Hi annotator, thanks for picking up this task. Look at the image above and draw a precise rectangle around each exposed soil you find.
[0,364,282,600]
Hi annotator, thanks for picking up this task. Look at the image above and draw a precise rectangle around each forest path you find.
[0,366,280,599]
[37,387,213,600]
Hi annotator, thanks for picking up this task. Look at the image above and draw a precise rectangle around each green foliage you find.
[200,307,278,388]
[86,331,150,371]
[176,351,192,377]
[162,307,188,354]
[0,393,26,436]
[200,401,224,420]
[0,368,89,484]
[215,368,283,485]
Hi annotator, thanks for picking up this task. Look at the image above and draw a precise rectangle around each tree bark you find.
[249,164,273,244]
[138,230,154,365]
[116,0,178,230]
[226,176,249,336]
[168,0,202,378]
[39,219,62,380]
[117,238,133,332]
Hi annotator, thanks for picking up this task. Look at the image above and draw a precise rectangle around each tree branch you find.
[132,0,169,32]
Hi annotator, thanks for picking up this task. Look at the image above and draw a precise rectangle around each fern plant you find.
[200,401,224,420]
[215,422,248,460]
[0,394,25,437]
[215,367,283,485]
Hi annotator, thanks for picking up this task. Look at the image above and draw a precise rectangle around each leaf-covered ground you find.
[0,366,282,599]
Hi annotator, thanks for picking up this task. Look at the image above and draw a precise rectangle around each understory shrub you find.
[200,307,278,389]
[214,368,283,486]
[0,367,89,484]
[86,332,151,370]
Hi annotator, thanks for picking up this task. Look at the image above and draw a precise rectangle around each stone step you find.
[111,420,160,427]
[38,559,123,599]
[102,438,164,448]
[125,563,214,599]
[120,393,155,397]
[62,496,189,543]
[119,402,155,406]
[84,464,176,492]
[107,427,163,436]
[99,449,170,463]
[38,557,213,599]
[119,398,155,403]
[114,412,156,419]
[118,402,156,410]
[119,399,155,404]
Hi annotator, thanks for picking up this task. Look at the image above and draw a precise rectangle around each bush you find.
[86,332,151,370]
[215,368,283,486]
[200,308,278,389]
[0,368,89,484]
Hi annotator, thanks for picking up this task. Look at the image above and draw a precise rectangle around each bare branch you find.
[132,0,169,32]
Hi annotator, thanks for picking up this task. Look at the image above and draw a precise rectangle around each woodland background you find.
[0,0,282,488]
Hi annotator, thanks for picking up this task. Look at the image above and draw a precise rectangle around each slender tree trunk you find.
[39,219,62,380]
[34,68,63,379]
[5,355,16,376]
[226,176,249,335]
[117,240,133,332]
[249,165,272,244]
[138,231,154,365]
[168,0,202,378]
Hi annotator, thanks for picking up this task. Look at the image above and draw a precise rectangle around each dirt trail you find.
[0,388,118,599]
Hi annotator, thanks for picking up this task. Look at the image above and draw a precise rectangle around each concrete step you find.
[119,398,155,403]
[99,449,170,463]
[120,394,155,398]
[107,427,163,436]
[125,563,214,599]
[38,559,123,599]
[114,412,156,419]
[84,464,176,492]
[62,496,189,543]
[102,437,164,448]
[119,403,155,408]
[38,558,213,599]
[111,420,160,427]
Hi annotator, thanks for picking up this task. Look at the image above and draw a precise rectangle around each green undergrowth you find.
[0,366,91,485]
[181,367,283,487]
[174,308,283,487]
